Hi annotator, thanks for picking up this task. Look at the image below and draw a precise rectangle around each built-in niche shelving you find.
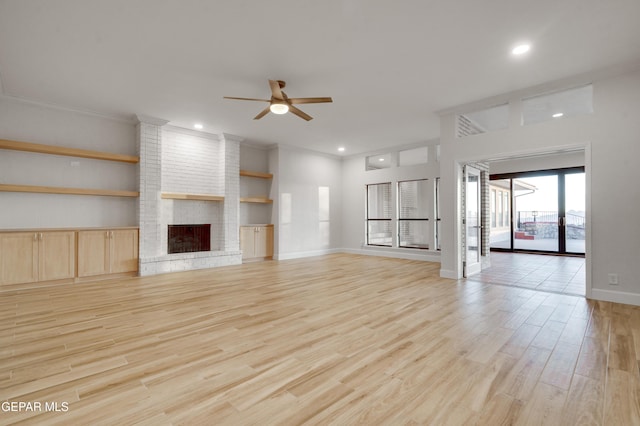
[0,138,139,197]
[239,169,273,204]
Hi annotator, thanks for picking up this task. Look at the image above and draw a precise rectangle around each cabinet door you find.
[77,230,110,277]
[39,231,76,281]
[110,229,139,273]
[254,226,274,258]
[265,226,274,257]
[240,227,255,259]
[0,232,38,285]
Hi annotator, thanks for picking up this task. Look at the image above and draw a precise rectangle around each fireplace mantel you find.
[161,192,224,201]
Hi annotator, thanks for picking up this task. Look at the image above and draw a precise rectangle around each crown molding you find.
[161,124,221,141]
[135,114,169,126]
[0,92,136,124]
[275,142,343,160]
[437,60,640,117]
[341,138,440,160]
[220,133,245,143]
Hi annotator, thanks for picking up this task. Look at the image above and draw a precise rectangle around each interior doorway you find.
[489,167,585,255]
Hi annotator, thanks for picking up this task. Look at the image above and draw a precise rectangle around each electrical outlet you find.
[608,273,619,285]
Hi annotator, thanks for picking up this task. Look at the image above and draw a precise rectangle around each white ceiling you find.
[1,0,639,156]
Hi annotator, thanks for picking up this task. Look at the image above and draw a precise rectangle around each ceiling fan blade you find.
[224,96,270,102]
[287,97,333,104]
[253,107,270,120]
[288,105,313,121]
[269,80,284,100]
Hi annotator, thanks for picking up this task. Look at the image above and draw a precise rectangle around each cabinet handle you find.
[34,233,38,241]
[39,233,43,240]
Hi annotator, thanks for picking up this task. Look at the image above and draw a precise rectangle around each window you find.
[491,190,497,227]
[398,180,429,249]
[399,146,428,166]
[366,153,393,170]
[503,191,509,227]
[457,103,509,137]
[498,191,503,227]
[367,183,392,246]
[522,85,593,125]
[318,186,330,248]
[436,178,441,250]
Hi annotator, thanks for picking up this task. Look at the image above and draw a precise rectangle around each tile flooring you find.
[466,251,586,296]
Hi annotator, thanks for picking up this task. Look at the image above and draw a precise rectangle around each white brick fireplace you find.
[136,115,242,275]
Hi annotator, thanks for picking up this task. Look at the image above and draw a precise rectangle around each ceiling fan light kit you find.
[269,103,289,115]
[224,80,332,121]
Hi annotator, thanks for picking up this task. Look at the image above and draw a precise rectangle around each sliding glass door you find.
[490,168,585,255]
[564,172,586,254]
[514,175,559,251]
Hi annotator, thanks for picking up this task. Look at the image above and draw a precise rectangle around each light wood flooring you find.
[1,254,639,425]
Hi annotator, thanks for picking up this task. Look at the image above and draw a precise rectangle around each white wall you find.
[0,96,137,229]
[274,146,342,259]
[489,151,584,175]
[440,68,640,305]
[341,144,440,261]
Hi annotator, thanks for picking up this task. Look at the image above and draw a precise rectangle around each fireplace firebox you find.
[168,224,211,254]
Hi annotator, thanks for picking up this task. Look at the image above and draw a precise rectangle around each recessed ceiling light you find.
[194,123,203,130]
[338,147,345,152]
[552,112,564,118]
[379,158,385,162]
[512,44,531,55]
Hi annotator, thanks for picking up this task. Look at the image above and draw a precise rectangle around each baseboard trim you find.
[439,269,460,280]
[275,248,441,263]
[275,249,342,261]
[340,248,440,262]
[590,288,640,306]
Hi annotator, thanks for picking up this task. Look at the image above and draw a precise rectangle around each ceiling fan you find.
[224,80,332,121]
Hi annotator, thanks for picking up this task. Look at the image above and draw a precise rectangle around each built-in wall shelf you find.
[240,197,273,204]
[0,184,139,198]
[161,192,225,201]
[240,170,273,179]
[0,139,139,164]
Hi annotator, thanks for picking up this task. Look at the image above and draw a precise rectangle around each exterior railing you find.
[516,210,585,239]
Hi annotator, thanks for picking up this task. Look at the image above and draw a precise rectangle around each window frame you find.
[397,179,430,250]
[366,182,393,247]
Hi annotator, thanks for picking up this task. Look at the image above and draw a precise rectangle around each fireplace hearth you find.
[168,224,211,254]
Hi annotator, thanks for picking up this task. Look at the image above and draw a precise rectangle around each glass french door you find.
[464,166,482,276]
[490,167,585,255]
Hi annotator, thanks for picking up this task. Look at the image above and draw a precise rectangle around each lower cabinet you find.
[0,227,138,287]
[240,225,274,260]
[78,229,139,277]
[0,231,75,285]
